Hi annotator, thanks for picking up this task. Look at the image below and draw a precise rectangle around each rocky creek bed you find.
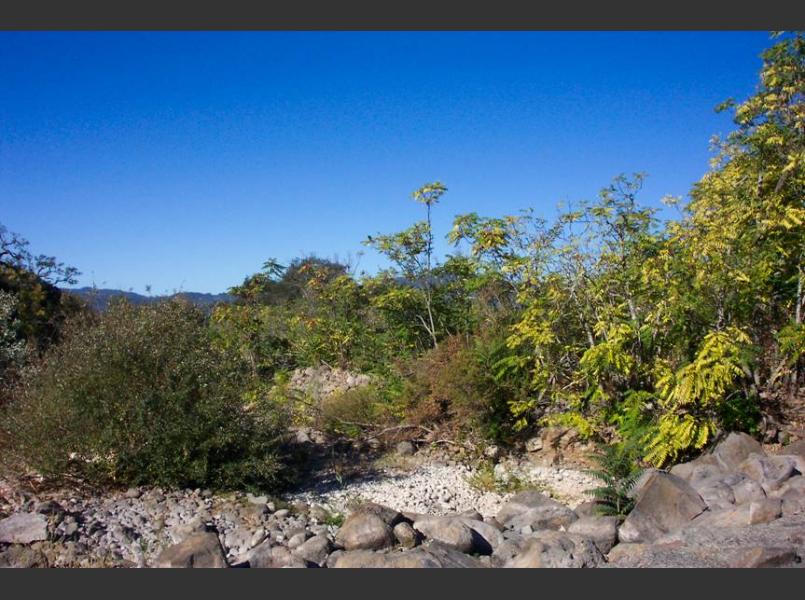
[2,432,805,568]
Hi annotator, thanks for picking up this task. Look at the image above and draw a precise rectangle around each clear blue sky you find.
[0,31,773,294]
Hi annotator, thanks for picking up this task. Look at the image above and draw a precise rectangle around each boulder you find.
[778,440,805,461]
[392,522,420,549]
[413,517,474,553]
[459,517,505,554]
[292,534,332,566]
[396,441,416,456]
[738,454,799,493]
[748,498,783,525]
[496,490,577,530]
[731,476,767,505]
[567,516,620,554]
[618,472,706,543]
[0,513,49,545]
[504,531,603,568]
[249,543,313,568]
[712,432,764,472]
[335,512,394,551]
[155,532,228,568]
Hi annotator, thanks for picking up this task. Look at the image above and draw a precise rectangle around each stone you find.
[287,531,309,549]
[778,440,805,461]
[249,542,312,568]
[459,517,505,554]
[154,532,228,568]
[393,522,420,549]
[293,534,332,565]
[731,476,767,505]
[124,488,142,499]
[618,472,706,543]
[525,437,543,453]
[496,489,574,526]
[504,531,603,568]
[413,517,475,553]
[693,480,736,510]
[335,512,394,551]
[273,509,290,519]
[0,512,49,544]
[0,545,50,568]
[332,550,389,568]
[308,504,331,522]
[396,441,416,456]
[712,432,764,472]
[246,493,268,505]
[738,454,798,492]
[730,547,800,568]
[503,502,578,532]
[458,508,483,522]
[748,498,783,525]
[484,445,500,460]
[567,516,620,554]
[353,502,405,527]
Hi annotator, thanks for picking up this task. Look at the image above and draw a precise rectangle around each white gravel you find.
[288,461,599,518]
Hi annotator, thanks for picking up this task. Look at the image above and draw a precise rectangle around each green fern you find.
[585,441,645,517]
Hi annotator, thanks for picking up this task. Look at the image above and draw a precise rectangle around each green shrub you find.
[586,441,645,517]
[1,299,288,492]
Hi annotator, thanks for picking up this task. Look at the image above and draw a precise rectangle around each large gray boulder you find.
[739,454,801,493]
[712,432,764,472]
[618,472,706,543]
[496,490,577,532]
[504,531,604,568]
[567,516,620,554]
[413,517,475,553]
[335,511,394,551]
[0,513,49,545]
[292,534,332,566]
[249,542,313,568]
[458,517,505,554]
[154,532,228,568]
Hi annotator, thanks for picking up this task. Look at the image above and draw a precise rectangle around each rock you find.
[692,479,736,510]
[413,517,475,553]
[417,540,486,568]
[154,532,228,568]
[124,488,141,499]
[730,547,801,568]
[393,522,420,549]
[0,512,49,544]
[731,476,767,505]
[458,508,483,521]
[496,490,574,526]
[739,454,800,493]
[525,437,543,453]
[308,504,331,523]
[332,550,389,568]
[778,440,805,461]
[712,432,764,472]
[748,498,783,525]
[504,531,603,568]
[249,542,312,568]
[33,500,64,516]
[246,493,268,505]
[567,516,620,554]
[484,445,500,460]
[335,512,394,551]
[355,503,405,526]
[0,544,50,568]
[618,472,706,543]
[396,441,416,456]
[502,502,578,532]
[293,535,332,565]
[459,518,505,554]
[287,531,309,549]
[273,509,290,519]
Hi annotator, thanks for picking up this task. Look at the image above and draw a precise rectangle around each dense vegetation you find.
[0,33,802,491]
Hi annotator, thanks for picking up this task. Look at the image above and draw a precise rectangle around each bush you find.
[401,327,531,443]
[1,299,288,492]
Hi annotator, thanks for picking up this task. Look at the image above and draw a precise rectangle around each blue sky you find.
[0,31,773,294]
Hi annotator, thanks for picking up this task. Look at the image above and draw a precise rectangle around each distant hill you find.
[63,287,234,311]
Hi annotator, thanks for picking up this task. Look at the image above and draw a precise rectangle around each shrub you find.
[1,299,288,491]
[586,441,645,517]
[401,327,531,443]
